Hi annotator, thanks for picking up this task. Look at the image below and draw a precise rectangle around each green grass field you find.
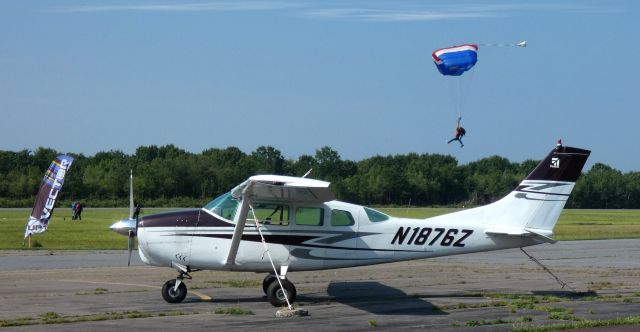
[0,208,638,250]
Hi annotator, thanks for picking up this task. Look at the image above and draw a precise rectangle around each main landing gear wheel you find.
[262,274,276,294]
[162,279,187,303]
[266,278,296,307]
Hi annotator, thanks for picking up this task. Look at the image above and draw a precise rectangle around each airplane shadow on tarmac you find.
[532,290,598,298]
[180,281,447,315]
[324,281,447,316]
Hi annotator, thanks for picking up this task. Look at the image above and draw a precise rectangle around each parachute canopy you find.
[432,44,478,76]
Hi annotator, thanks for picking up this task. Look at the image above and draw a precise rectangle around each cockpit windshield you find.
[203,192,239,221]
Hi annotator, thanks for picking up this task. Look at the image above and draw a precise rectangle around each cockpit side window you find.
[203,192,239,221]
[364,207,390,222]
[295,207,324,226]
[331,209,355,226]
[249,203,290,226]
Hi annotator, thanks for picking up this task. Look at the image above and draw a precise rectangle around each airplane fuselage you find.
[137,199,538,273]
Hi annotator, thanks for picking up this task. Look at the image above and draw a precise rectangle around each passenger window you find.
[249,203,289,226]
[364,207,390,222]
[331,210,355,226]
[295,207,324,226]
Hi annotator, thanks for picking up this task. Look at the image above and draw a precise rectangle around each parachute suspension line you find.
[478,41,527,48]
[447,77,462,120]
[455,66,475,121]
[249,204,294,310]
[520,248,575,291]
[433,43,478,128]
[457,78,463,120]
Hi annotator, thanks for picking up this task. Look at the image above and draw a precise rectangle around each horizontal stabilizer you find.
[485,227,557,244]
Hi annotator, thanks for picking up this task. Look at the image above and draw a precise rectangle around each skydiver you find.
[75,201,83,221]
[447,117,466,148]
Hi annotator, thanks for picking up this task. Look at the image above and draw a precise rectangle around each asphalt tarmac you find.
[1,239,639,331]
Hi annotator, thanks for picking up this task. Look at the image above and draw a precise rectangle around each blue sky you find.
[1,0,638,171]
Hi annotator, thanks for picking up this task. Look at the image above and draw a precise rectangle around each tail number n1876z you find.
[391,227,473,247]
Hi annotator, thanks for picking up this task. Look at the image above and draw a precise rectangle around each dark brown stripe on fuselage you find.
[141,209,233,228]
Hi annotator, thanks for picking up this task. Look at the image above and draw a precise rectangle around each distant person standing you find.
[133,203,142,221]
[76,202,83,221]
[71,201,77,220]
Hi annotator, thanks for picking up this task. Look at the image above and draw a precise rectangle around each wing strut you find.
[224,182,254,268]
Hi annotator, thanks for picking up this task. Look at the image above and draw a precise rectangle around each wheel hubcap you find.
[276,288,287,301]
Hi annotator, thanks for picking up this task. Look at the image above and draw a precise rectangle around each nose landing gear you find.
[161,268,192,304]
[162,278,187,303]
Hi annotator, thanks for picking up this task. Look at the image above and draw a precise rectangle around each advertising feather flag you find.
[24,155,74,239]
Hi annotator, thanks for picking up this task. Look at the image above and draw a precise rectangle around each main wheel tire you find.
[162,279,187,303]
[266,278,296,307]
[262,274,276,295]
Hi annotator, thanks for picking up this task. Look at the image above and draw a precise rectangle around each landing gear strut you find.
[263,274,297,307]
[162,270,191,303]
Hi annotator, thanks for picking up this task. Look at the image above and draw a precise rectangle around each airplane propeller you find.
[108,170,137,266]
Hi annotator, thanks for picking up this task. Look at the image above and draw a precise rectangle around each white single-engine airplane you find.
[110,143,590,307]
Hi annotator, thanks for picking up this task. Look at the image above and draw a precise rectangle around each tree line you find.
[0,145,638,209]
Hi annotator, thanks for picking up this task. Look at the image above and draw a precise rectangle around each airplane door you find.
[288,205,328,270]
[236,202,291,268]
[323,207,358,264]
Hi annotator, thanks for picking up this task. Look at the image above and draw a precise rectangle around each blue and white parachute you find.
[432,44,478,76]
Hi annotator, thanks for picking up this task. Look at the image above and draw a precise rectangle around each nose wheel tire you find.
[162,279,187,303]
[266,278,296,307]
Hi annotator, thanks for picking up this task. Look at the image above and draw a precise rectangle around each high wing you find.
[225,175,335,268]
[230,174,334,203]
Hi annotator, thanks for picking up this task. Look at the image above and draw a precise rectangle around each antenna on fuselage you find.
[301,169,312,178]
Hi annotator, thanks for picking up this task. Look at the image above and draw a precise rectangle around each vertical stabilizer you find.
[443,144,591,242]
[518,145,590,232]
[483,144,590,236]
